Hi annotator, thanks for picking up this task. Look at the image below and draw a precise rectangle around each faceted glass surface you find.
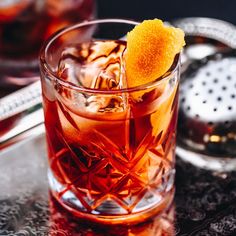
[40,19,180,224]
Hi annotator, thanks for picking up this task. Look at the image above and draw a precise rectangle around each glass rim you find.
[40,18,180,95]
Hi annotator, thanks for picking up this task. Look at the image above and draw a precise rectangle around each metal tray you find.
[0,132,236,235]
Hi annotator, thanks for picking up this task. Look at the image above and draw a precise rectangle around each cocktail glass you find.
[39,19,180,224]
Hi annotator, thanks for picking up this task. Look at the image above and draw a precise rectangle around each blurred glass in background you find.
[0,0,96,96]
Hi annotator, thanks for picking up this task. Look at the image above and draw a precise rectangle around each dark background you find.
[96,0,236,25]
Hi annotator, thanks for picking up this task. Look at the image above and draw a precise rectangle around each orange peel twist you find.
[125,19,185,88]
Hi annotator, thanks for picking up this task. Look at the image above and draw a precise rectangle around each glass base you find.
[176,146,236,172]
[48,170,175,225]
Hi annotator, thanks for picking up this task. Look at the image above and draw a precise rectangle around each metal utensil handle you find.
[0,81,42,121]
[173,17,236,48]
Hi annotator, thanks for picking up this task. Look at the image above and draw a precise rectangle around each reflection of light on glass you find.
[204,134,222,143]
[204,133,236,144]
[186,44,216,60]
[209,135,221,142]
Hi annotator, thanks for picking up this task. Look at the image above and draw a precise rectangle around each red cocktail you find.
[40,19,181,224]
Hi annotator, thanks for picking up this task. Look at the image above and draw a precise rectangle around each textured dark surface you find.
[0,134,236,235]
[175,160,236,235]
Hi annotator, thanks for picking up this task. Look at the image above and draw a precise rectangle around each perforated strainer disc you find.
[178,50,236,171]
[173,18,236,171]
[181,55,236,124]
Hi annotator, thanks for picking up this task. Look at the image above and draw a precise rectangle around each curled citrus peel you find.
[125,19,185,88]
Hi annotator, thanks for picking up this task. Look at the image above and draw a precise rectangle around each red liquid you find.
[42,40,179,223]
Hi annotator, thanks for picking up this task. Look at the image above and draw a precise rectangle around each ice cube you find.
[86,95,125,113]
[58,40,126,90]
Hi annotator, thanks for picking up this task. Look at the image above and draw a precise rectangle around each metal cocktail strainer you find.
[172,18,236,171]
